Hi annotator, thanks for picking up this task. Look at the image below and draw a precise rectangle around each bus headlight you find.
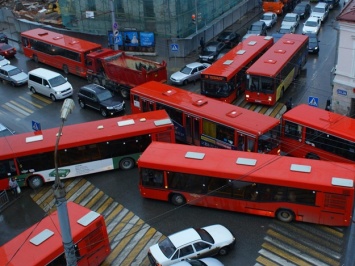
[268,96,272,102]
[246,94,250,99]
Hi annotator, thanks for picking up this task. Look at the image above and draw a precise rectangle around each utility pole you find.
[195,0,198,34]
[110,0,118,50]
[52,98,76,266]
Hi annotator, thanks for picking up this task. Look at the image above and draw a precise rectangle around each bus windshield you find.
[248,76,274,94]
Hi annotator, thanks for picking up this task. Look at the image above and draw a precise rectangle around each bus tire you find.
[306,153,320,160]
[276,209,294,223]
[63,64,69,75]
[28,175,44,189]
[33,54,38,63]
[30,87,36,94]
[50,94,57,102]
[218,246,229,256]
[119,157,135,170]
[120,88,130,99]
[171,193,186,206]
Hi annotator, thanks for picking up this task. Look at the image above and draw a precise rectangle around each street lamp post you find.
[52,98,77,266]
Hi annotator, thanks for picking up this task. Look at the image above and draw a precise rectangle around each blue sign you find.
[113,22,118,29]
[139,32,154,47]
[337,89,347,96]
[108,31,123,46]
[308,96,319,107]
[124,31,139,47]
[32,120,41,131]
[171,43,179,52]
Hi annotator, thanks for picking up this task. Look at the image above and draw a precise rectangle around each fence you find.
[0,190,9,212]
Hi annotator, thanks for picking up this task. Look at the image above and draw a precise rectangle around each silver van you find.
[28,68,73,101]
[311,3,329,22]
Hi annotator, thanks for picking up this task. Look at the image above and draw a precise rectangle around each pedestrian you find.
[9,177,19,197]
[200,37,205,51]
[286,97,293,112]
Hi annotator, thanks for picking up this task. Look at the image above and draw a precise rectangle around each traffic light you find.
[192,14,196,24]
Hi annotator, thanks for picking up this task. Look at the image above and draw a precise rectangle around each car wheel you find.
[119,157,135,170]
[171,193,186,206]
[183,80,188,86]
[276,209,294,223]
[79,100,85,108]
[33,54,38,63]
[30,87,36,94]
[63,64,69,75]
[50,94,56,101]
[100,108,108,117]
[218,247,229,256]
[28,175,44,189]
[11,81,15,87]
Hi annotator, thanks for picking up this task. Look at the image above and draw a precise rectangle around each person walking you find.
[200,37,205,51]
[9,177,19,197]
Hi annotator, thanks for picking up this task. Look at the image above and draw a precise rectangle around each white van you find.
[28,68,73,101]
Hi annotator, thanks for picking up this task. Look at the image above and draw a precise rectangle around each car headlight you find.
[107,106,114,110]
[208,56,214,59]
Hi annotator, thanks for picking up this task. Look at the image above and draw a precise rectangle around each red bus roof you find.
[201,36,274,79]
[282,104,355,141]
[131,81,280,135]
[0,110,173,160]
[246,34,309,77]
[21,28,102,53]
[0,202,107,265]
[139,142,355,193]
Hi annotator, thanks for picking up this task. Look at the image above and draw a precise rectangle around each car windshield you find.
[284,16,296,22]
[180,66,193,74]
[0,44,12,50]
[158,237,176,258]
[195,228,214,244]
[262,14,272,20]
[313,7,324,12]
[8,68,21,76]
[205,45,217,52]
[305,20,317,27]
[280,28,290,34]
[309,37,318,43]
[97,90,113,101]
[0,55,5,60]
[49,75,67,87]
[250,25,261,31]
[294,7,303,12]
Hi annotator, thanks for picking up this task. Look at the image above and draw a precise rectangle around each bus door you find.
[141,98,155,112]
[247,136,256,152]
[237,134,246,151]
[185,114,201,146]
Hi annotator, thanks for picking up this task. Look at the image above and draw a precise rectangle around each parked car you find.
[170,62,210,85]
[247,21,267,36]
[307,33,320,54]
[260,12,278,28]
[0,123,14,137]
[241,33,258,41]
[302,17,321,35]
[217,31,240,48]
[0,43,16,58]
[171,257,224,266]
[323,0,340,9]
[281,13,300,29]
[293,2,311,19]
[0,55,10,67]
[278,24,296,34]
[216,48,230,60]
[0,32,8,44]
[0,65,28,86]
[148,224,236,266]
[311,2,329,23]
[199,41,226,63]
[78,84,125,117]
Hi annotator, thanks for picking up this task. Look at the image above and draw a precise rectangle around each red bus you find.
[200,35,274,103]
[138,142,355,226]
[0,202,110,265]
[130,81,280,154]
[21,28,102,77]
[245,34,308,106]
[0,110,175,190]
[281,104,355,163]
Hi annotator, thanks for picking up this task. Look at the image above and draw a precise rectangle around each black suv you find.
[217,31,240,48]
[293,2,311,19]
[199,41,226,63]
[0,33,8,44]
[247,21,267,36]
[78,84,125,117]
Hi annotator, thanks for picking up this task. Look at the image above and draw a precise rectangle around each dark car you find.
[0,33,8,44]
[199,41,226,63]
[307,34,320,54]
[247,21,267,36]
[293,2,311,19]
[0,123,14,137]
[217,31,240,48]
[78,84,125,117]
[0,43,16,58]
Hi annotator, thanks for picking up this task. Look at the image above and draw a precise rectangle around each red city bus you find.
[0,110,175,190]
[21,28,102,77]
[200,35,274,103]
[281,104,355,163]
[130,81,280,154]
[245,34,308,105]
[0,202,110,265]
[138,142,355,226]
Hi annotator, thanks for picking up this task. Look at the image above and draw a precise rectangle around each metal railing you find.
[0,190,9,212]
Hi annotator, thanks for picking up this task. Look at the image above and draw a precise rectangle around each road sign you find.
[171,43,179,52]
[308,96,319,107]
[113,22,118,29]
[32,120,41,131]
[337,89,347,96]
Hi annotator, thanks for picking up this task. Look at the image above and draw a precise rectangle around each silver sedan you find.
[170,62,210,85]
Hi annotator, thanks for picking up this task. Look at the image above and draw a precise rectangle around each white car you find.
[148,224,236,266]
[311,2,329,23]
[170,62,211,85]
[171,257,224,266]
[0,55,9,67]
[260,12,278,28]
[302,17,321,35]
[281,13,300,30]
[278,24,296,34]
[0,64,28,86]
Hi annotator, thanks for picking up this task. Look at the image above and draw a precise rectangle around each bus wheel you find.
[63,65,69,75]
[276,209,294,223]
[28,175,44,189]
[120,88,130,99]
[33,54,38,63]
[171,193,186,206]
[306,153,320,160]
[119,157,135,170]
[50,94,57,102]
